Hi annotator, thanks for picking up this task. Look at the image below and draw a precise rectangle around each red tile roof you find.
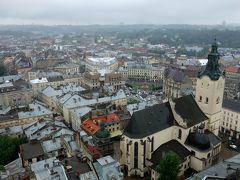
[16,67,32,73]
[92,113,120,123]
[81,113,120,135]
[80,119,101,135]
[87,144,102,159]
[92,113,119,123]
[225,66,240,73]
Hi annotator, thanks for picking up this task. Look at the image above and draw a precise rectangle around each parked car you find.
[229,144,237,150]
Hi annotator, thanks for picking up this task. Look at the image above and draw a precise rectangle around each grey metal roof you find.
[31,157,68,180]
[185,132,211,151]
[206,130,221,147]
[187,154,240,180]
[173,95,209,128]
[20,141,44,160]
[149,140,191,166]
[164,68,189,83]
[124,102,175,138]
[223,99,240,113]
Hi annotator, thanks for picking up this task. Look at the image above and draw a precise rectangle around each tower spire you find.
[211,36,218,54]
[198,38,223,81]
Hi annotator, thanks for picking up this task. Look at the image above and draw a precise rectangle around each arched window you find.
[178,129,182,140]
[216,97,220,104]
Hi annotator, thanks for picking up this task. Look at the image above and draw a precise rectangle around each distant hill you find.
[0,24,240,48]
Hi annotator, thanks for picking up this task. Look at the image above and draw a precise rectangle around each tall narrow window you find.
[134,142,138,168]
[143,141,146,167]
[151,137,154,152]
[178,129,182,140]
[199,96,202,102]
[205,97,209,104]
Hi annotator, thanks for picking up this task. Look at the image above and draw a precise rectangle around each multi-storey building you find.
[82,72,125,91]
[0,102,52,128]
[60,89,127,125]
[85,57,118,73]
[39,83,86,111]
[0,79,33,109]
[53,63,79,75]
[30,76,64,92]
[40,86,127,127]
[93,156,123,180]
[30,76,82,93]
[78,112,130,160]
[123,62,164,82]
[30,157,68,180]
[163,68,193,100]
[224,66,240,99]
[83,56,125,92]
[220,99,240,139]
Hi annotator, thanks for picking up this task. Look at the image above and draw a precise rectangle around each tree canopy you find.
[0,135,27,167]
[0,64,7,76]
[155,152,181,180]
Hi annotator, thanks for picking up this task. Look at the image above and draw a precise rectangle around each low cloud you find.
[0,0,239,25]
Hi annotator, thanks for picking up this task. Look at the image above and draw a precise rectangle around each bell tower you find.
[195,38,225,135]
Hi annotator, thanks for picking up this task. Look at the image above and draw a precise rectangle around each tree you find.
[0,165,5,171]
[155,152,181,180]
[0,64,7,76]
[0,135,27,167]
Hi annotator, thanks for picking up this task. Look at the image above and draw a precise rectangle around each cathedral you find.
[120,39,225,179]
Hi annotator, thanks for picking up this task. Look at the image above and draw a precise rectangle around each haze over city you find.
[2,1,240,180]
[0,0,240,25]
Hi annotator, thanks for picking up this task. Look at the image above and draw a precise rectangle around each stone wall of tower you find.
[195,76,225,134]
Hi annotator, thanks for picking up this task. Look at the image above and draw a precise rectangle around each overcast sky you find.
[0,0,239,25]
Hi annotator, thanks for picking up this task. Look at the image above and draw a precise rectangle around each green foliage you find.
[125,83,133,88]
[0,135,27,166]
[132,84,140,91]
[176,48,196,57]
[148,49,166,55]
[176,47,209,58]
[0,64,7,76]
[127,98,141,105]
[148,29,240,48]
[126,83,140,91]
[116,27,240,48]
[151,84,162,91]
[0,165,5,171]
[155,152,181,180]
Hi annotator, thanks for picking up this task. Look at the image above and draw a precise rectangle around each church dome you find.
[187,132,210,150]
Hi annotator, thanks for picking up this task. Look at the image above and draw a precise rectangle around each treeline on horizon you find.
[118,29,240,48]
[0,25,240,48]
